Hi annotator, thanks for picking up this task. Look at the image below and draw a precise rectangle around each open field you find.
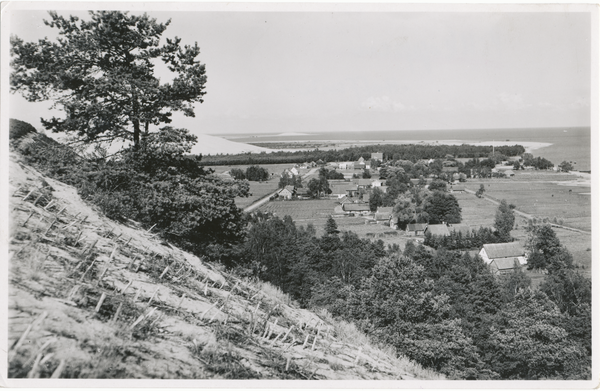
[462,171,591,231]
[209,163,314,209]
[258,198,419,248]
[455,186,591,279]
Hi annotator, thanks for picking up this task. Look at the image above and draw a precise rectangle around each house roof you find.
[377,207,394,214]
[491,257,522,270]
[342,203,371,212]
[330,184,356,195]
[407,223,428,232]
[442,167,459,172]
[449,224,471,236]
[482,242,525,259]
[425,224,450,236]
[375,212,391,220]
[355,179,372,186]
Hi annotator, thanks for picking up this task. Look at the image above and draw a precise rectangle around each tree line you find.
[228,214,590,380]
[199,144,526,166]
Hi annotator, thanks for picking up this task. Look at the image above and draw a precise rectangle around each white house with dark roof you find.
[342,202,371,215]
[479,242,528,272]
[406,223,428,236]
[278,185,295,200]
[424,224,451,236]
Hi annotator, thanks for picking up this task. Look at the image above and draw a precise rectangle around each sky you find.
[6,6,594,136]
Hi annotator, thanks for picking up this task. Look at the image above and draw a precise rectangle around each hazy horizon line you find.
[212,125,590,137]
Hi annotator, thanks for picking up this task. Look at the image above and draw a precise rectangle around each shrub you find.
[9,118,38,140]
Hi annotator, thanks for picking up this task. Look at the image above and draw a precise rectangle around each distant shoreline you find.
[249,139,552,155]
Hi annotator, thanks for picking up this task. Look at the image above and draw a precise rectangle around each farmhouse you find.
[342,203,371,215]
[354,179,372,189]
[374,207,393,222]
[371,152,384,161]
[338,162,354,170]
[295,188,311,199]
[424,224,451,236]
[330,184,351,198]
[278,185,295,200]
[281,169,297,178]
[479,242,528,269]
[489,258,523,275]
[406,223,428,236]
[371,179,383,187]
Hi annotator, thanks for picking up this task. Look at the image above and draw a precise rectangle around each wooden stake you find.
[127,255,138,270]
[203,280,208,296]
[262,322,270,339]
[67,285,80,300]
[22,188,35,201]
[281,325,294,343]
[73,230,83,245]
[200,302,218,319]
[148,287,159,305]
[10,311,48,354]
[50,360,66,378]
[121,279,133,295]
[147,223,157,233]
[95,292,107,312]
[284,337,296,352]
[130,307,156,329]
[272,330,284,345]
[285,356,291,372]
[27,353,43,378]
[80,239,98,256]
[302,333,310,349]
[14,242,31,258]
[267,318,278,340]
[112,302,123,323]
[159,265,169,279]
[43,199,55,211]
[209,305,224,323]
[32,193,44,207]
[56,206,67,216]
[79,260,96,282]
[43,218,58,236]
[312,327,321,351]
[175,294,186,310]
[133,287,141,302]
[22,210,36,227]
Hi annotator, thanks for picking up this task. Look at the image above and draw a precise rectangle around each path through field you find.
[243,167,320,213]
[463,188,591,235]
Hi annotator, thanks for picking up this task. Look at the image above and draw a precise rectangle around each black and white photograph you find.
[1,2,598,387]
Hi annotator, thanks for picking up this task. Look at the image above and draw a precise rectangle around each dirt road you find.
[243,167,320,213]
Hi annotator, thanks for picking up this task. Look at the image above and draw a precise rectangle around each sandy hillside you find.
[5,151,440,383]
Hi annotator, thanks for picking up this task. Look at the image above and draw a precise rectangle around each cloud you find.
[496,92,531,110]
[361,96,415,112]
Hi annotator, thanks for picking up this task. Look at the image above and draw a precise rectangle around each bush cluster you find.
[10,121,249,255]
[424,227,512,250]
